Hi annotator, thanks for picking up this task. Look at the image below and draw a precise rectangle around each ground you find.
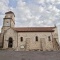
[0,50,60,60]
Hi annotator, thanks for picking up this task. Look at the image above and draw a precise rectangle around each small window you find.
[36,36,38,41]
[48,36,51,41]
[20,37,23,42]
[7,21,8,23]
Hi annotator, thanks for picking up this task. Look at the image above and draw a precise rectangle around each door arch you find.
[8,37,13,48]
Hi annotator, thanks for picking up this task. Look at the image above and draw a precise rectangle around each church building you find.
[0,11,59,51]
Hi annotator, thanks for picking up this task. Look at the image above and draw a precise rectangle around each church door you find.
[8,37,13,48]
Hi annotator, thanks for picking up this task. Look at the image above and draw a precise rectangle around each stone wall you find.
[17,32,54,51]
[0,33,3,48]
[3,28,17,49]
[3,27,59,51]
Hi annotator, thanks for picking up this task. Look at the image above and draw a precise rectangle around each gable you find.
[4,28,17,34]
[4,28,17,37]
[4,28,17,41]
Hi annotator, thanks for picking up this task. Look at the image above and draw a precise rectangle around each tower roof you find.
[5,11,15,17]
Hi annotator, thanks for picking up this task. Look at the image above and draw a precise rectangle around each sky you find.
[0,0,60,27]
[0,0,60,41]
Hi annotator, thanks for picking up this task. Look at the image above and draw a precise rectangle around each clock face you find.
[4,20,10,26]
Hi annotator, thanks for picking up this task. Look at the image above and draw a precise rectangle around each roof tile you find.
[14,27,55,32]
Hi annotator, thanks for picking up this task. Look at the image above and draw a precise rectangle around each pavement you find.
[0,50,60,60]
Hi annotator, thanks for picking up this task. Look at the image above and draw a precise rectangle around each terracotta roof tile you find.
[14,27,55,32]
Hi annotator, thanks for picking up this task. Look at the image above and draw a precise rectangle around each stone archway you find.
[8,37,13,48]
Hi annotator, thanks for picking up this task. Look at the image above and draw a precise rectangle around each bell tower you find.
[2,11,15,33]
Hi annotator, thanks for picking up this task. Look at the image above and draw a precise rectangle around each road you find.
[0,50,60,60]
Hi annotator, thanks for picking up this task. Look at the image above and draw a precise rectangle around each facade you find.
[0,11,59,51]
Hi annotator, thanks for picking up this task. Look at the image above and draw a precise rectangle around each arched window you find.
[48,36,51,41]
[35,36,38,41]
[20,37,23,42]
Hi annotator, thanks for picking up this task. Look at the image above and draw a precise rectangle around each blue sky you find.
[8,0,17,8]
[0,0,60,34]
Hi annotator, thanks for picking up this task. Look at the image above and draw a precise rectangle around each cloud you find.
[0,0,9,32]
[0,0,60,28]
[0,0,9,13]
[15,0,60,27]
[36,0,45,4]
